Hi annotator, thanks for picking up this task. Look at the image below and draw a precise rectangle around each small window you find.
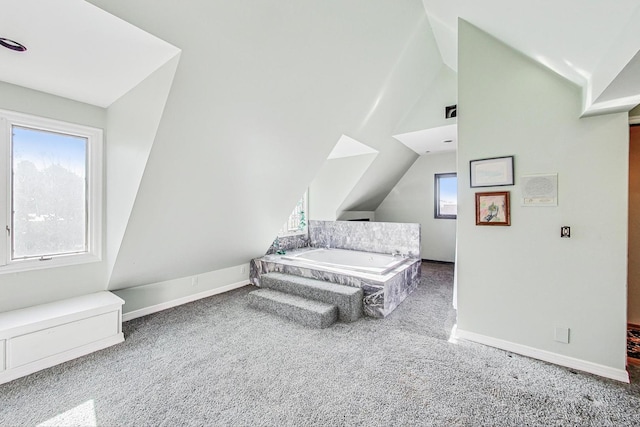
[435,173,457,219]
[278,191,308,237]
[0,110,103,273]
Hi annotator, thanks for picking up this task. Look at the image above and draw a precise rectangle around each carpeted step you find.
[248,288,338,329]
[260,273,363,322]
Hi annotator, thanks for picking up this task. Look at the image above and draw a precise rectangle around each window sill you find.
[0,253,101,275]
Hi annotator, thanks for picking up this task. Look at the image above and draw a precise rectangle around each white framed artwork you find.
[521,174,558,206]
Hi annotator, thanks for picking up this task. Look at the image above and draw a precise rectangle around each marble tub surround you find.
[250,248,421,318]
[308,220,420,258]
[266,233,310,255]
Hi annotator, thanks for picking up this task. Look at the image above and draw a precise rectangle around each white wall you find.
[628,125,640,325]
[88,0,437,292]
[395,65,458,134]
[457,20,628,376]
[375,151,457,262]
[0,82,108,312]
[309,154,377,221]
[336,13,443,213]
[114,263,249,318]
[105,55,180,281]
[0,1,442,316]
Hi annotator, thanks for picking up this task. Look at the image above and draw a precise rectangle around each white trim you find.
[0,333,123,385]
[0,108,103,274]
[455,328,630,383]
[0,253,102,274]
[0,116,9,267]
[630,115,640,125]
[122,280,250,322]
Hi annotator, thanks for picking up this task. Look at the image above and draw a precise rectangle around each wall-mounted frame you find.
[521,173,558,206]
[470,156,514,187]
[475,191,511,226]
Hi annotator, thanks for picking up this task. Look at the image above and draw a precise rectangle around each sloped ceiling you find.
[310,152,378,221]
[421,0,640,115]
[393,65,457,155]
[0,0,179,107]
[397,0,640,155]
[104,55,181,281]
[327,135,378,160]
[336,13,444,212]
[86,0,435,289]
[3,0,640,291]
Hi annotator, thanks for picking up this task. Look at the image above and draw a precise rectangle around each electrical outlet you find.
[240,265,247,274]
[191,276,198,287]
[554,326,570,344]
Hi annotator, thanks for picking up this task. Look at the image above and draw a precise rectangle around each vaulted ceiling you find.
[1,0,639,291]
[0,0,179,107]
[3,1,639,147]
[3,1,639,114]
[421,0,640,115]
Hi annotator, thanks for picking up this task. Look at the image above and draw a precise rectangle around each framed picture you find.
[476,191,511,226]
[470,156,514,187]
[521,173,558,206]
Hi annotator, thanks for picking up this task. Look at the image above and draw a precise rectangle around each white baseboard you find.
[122,280,250,322]
[455,328,629,383]
[0,333,124,385]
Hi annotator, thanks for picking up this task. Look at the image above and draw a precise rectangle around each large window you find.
[435,173,457,219]
[0,110,103,273]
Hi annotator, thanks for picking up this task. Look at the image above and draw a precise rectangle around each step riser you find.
[248,291,337,329]
[261,274,363,322]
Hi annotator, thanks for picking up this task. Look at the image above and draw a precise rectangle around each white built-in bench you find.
[0,291,124,385]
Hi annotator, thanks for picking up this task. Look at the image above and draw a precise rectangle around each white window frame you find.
[277,191,308,237]
[0,109,103,274]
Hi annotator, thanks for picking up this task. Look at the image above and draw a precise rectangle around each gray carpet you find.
[1,262,639,426]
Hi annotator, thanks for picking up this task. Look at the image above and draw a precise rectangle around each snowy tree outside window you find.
[0,109,102,273]
[277,191,308,237]
[12,126,88,259]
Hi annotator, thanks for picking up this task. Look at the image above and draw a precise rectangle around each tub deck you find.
[282,247,408,275]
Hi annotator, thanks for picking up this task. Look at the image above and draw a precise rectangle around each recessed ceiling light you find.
[0,38,27,52]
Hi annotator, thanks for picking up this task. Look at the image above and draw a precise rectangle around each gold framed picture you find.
[475,191,510,226]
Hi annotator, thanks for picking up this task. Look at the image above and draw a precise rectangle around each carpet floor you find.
[1,262,639,426]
